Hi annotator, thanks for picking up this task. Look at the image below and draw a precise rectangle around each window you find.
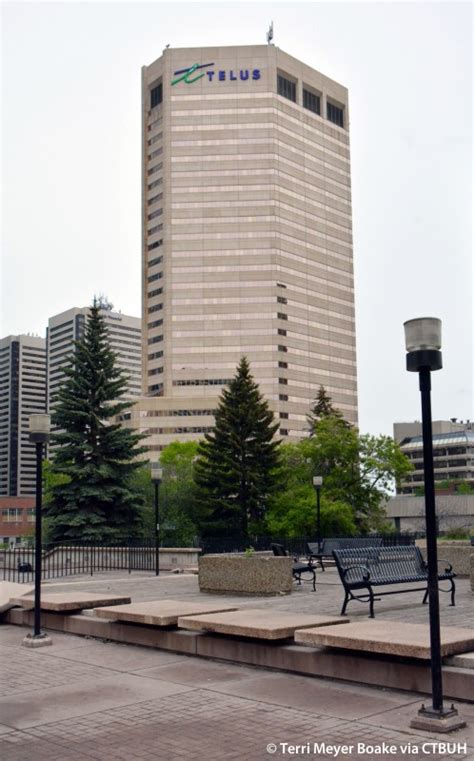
[149,255,163,267]
[148,272,163,283]
[148,225,162,236]
[280,429,289,436]
[278,329,287,336]
[148,193,163,206]
[148,319,164,329]
[277,296,287,304]
[278,345,287,353]
[148,383,164,395]
[148,209,163,221]
[278,361,288,369]
[147,132,163,146]
[148,303,163,313]
[327,101,344,128]
[280,412,289,419]
[173,378,231,387]
[277,313,288,321]
[150,83,163,108]
[148,335,164,344]
[148,164,163,177]
[149,367,164,375]
[148,178,163,191]
[279,394,288,402]
[148,239,163,251]
[148,147,163,160]
[303,88,321,115]
[148,286,163,298]
[148,350,164,360]
[277,74,296,102]
[279,378,288,385]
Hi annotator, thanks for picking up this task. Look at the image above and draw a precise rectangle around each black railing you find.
[198,533,421,556]
[1,537,157,583]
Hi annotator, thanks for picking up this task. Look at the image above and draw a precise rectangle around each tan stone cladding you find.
[141,46,358,446]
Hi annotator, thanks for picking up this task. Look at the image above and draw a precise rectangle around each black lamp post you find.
[151,462,163,576]
[312,476,323,552]
[22,413,52,648]
[404,318,465,733]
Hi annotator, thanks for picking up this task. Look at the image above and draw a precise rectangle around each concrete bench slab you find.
[0,582,34,614]
[94,600,239,627]
[294,621,474,659]
[11,592,131,612]
[178,609,348,640]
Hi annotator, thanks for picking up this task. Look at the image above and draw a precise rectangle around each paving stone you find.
[11,592,131,611]
[94,599,239,626]
[178,608,348,639]
[295,620,474,658]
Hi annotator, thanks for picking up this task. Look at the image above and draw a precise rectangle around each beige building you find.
[47,306,142,414]
[139,45,358,452]
[394,420,474,495]
[0,335,46,497]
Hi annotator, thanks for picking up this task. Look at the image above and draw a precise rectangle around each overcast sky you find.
[1,1,472,437]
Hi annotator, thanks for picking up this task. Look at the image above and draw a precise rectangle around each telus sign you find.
[172,62,261,86]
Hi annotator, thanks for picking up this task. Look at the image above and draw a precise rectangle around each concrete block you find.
[178,609,347,640]
[294,621,474,659]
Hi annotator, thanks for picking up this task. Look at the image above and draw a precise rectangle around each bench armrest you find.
[341,563,370,582]
[420,557,454,574]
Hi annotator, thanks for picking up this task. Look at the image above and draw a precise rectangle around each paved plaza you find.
[1,570,473,760]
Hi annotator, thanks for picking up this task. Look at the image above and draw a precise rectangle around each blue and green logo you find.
[172,63,261,86]
[172,63,214,86]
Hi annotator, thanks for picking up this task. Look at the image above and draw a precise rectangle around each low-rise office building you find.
[394,420,474,495]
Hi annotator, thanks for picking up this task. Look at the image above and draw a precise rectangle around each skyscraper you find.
[47,306,142,415]
[0,334,46,497]
[140,45,357,452]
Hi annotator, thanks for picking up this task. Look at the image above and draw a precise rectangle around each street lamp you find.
[22,414,51,648]
[151,462,163,576]
[404,318,464,732]
[312,476,323,552]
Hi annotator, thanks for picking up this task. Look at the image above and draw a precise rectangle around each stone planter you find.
[198,555,293,596]
[416,540,473,578]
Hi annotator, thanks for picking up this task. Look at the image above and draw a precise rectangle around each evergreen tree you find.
[307,385,344,435]
[45,299,148,543]
[194,357,281,538]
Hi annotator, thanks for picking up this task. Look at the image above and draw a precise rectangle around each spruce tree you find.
[45,299,147,543]
[307,385,344,435]
[195,357,280,538]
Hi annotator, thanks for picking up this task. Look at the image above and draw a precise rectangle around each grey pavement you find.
[1,569,473,760]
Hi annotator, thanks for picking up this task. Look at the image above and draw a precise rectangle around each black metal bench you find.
[271,544,316,591]
[307,537,383,571]
[333,545,455,618]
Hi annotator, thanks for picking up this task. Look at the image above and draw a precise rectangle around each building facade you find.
[47,306,142,414]
[140,44,358,451]
[394,420,474,495]
[0,335,46,498]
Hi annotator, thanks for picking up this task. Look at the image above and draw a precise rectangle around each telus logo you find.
[172,63,261,86]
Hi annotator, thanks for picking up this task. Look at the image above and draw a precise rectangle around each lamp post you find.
[312,476,323,552]
[151,462,163,576]
[404,318,464,732]
[22,414,52,648]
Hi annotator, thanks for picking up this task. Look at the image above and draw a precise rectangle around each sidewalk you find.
[1,570,473,760]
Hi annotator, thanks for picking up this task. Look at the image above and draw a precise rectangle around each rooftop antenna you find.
[267,21,274,45]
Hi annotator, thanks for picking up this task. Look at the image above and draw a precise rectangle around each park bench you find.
[306,537,383,571]
[271,544,316,591]
[333,545,456,618]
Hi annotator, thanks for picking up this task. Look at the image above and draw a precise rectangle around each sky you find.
[1,0,472,438]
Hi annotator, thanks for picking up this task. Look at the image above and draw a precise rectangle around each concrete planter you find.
[198,555,293,596]
[416,540,473,578]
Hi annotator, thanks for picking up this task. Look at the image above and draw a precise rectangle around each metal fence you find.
[198,533,422,556]
[1,538,157,583]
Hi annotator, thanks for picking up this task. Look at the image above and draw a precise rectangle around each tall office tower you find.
[0,335,46,496]
[47,306,142,413]
[140,45,357,451]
